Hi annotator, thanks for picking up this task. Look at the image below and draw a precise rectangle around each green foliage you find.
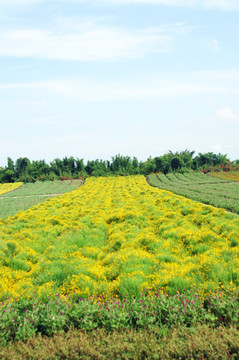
[4,241,18,258]
[171,157,182,171]
[2,170,16,183]
[0,287,238,348]
[118,275,147,298]
[0,150,234,182]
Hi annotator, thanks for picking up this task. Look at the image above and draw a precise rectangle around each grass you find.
[147,172,239,214]
[0,179,83,218]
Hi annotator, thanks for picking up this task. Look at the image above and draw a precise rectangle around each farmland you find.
[0,179,83,219]
[0,175,238,357]
[0,175,238,298]
[147,172,239,214]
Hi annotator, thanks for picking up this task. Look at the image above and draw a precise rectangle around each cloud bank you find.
[1,70,239,102]
[0,26,171,61]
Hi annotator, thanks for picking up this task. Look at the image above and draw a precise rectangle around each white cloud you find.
[1,70,239,102]
[207,39,219,52]
[0,79,215,101]
[142,22,197,34]
[206,108,239,124]
[0,26,171,61]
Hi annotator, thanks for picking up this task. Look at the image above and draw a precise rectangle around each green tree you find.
[15,157,31,178]
[171,157,182,171]
[2,169,16,183]
[7,157,15,171]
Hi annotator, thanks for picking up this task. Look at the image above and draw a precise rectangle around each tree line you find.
[0,150,237,183]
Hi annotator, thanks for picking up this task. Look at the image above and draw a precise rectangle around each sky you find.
[0,0,239,166]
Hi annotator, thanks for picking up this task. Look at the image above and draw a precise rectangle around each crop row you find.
[148,173,239,214]
[0,287,238,345]
[0,179,83,219]
[0,175,238,301]
[2,179,83,197]
[157,172,229,185]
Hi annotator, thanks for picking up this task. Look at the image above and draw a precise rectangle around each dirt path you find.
[0,193,63,199]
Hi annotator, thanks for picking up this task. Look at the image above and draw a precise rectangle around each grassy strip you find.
[0,179,83,219]
[147,173,239,214]
[0,195,56,219]
[3,180,83,197]
[0,325,238,359]
[165,172,228,184]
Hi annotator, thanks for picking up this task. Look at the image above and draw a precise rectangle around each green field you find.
[147,172,239,214]
[0,179,83,218]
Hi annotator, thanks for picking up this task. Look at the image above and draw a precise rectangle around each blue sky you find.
[0,0,239,166]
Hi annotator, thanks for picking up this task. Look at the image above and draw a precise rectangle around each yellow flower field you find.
[0,182,23,196]
[0,175,238,300]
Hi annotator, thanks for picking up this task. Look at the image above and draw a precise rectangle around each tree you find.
[15,157,31,178]
[141,157,156,175]
[7,157,14,171]
[196,152,229,168]
[2,169,16,183]
[75,158,85,173]
[171,157,182,171]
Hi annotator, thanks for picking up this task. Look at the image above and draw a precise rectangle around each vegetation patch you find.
[0,287,238,346]
[208,170,239,181]
[0,324,238,360]
[0,176,238,300]
[148,172,239,214]
[0,179,83,219]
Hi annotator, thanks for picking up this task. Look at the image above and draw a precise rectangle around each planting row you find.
[0,179,83,219]
[148,173,239,214]
[2,179,83,198]
[0,287,238,345]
